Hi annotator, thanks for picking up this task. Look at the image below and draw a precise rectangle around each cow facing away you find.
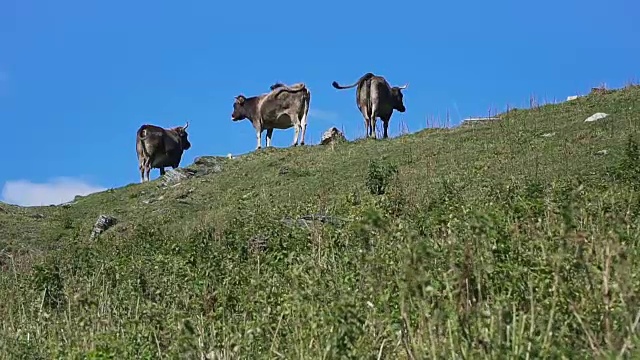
[136,122,192,183]
[332,72,407,139]
[231,83,311,150]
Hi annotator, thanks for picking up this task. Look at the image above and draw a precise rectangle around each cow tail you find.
[137,126,151,159]
[366,81,373,120]
[303,89,311,125]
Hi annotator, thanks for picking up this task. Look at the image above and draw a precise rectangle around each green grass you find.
[2,85,640,358]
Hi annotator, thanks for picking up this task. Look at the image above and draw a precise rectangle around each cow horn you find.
[397,84,408,90]
[183,121,189,130]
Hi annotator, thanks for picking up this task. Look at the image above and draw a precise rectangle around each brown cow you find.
[231,83,310,150]
[136,122,191,182]
[332,72,407,139]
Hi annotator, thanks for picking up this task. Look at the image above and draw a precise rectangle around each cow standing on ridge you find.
[136,122,192,183]
[231,83,310,150]
[332,72,407,139]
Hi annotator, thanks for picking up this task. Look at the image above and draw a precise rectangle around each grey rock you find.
[321,127,347,145]
[281,213,348,229]
[90,215,117,240]
[192,156,224,175]
[278,166,289,175]
[161,168,197,186]
[61,201,77,208]
[299,214,348,226]
[248,235,268,254]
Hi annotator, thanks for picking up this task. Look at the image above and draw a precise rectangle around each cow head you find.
[231,95,248,121]
[172,122,192,150]
[390,84,408,113]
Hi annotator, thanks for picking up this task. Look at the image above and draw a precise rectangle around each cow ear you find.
[235,95,245,105]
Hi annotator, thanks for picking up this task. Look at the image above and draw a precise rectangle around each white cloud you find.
[309,109,339,121]
[1,177,106,206]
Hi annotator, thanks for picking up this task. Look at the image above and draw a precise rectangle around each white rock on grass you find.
[584,112,609,122]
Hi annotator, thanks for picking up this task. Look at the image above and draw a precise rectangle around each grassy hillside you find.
[2,85,640,358]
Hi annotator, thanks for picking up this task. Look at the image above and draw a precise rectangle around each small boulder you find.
[161,168,192,186]
[281,213,348,229]
[90,215,117,240]
[321,127,346,145]
[248,235,268,255]
[278,166,289,175]
[191,156,224,175]
[584,113,608,122]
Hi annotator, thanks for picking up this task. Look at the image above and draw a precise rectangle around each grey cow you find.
[231,83,310,150]
[332,72,407,139]
[136,122,192,182]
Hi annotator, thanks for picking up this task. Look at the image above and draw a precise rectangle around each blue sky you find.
[1,0,639,205]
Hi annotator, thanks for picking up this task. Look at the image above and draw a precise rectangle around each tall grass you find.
[1,85,640,358]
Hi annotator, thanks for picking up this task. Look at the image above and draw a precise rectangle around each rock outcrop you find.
[321,127,346,145]
[90,215,117,240]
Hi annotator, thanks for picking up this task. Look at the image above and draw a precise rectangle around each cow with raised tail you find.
[231,83,311,150]
[136,122,192,183]
[332,72,407,139]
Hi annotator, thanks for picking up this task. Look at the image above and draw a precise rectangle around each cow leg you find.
[300,108,308,146]
[300,123,307,146]
[381,115,391,139]
[358,106,370,139]
[266,128,274,147]
[369,101,379,139]
[364,117,375,138]
[292,122,300,147]
[139,163,145,183]
[160,167,166,176]
[255,126,263,150]
[370,116,378,139]
[143,158,151,182]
